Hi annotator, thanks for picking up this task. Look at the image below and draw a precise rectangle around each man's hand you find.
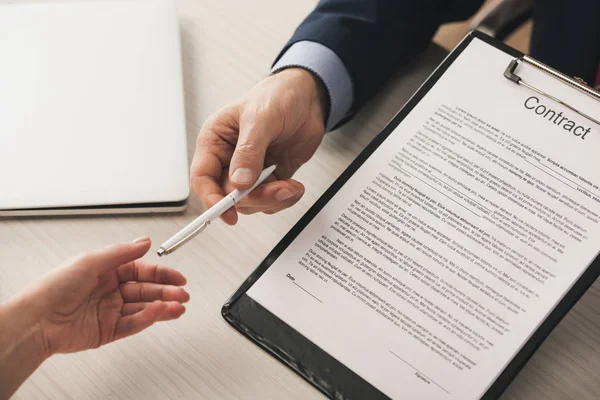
[28,237,188,355]
[191,68,328,224]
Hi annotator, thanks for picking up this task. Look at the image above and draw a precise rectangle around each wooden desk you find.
[2,1,600,399]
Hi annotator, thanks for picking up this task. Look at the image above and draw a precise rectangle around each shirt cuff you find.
[271,41,354,131]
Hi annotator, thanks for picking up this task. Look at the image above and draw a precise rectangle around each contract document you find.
[226,34,600,399]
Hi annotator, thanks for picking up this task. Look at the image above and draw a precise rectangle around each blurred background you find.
[435,0,530,53]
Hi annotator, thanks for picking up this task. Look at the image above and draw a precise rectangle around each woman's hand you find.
[34,237,188,354]
[0,237,188,399]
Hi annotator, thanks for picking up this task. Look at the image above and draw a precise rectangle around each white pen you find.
[157,165,277,256]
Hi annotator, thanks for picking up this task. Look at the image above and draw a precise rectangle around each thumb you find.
[229,113,273,190]
[78,237,152,275]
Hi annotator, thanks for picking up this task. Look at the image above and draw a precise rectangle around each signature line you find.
[523,159,577,191]
[537,159,599,197]
[293,282,323,303]
[400,167,481,218]
[389,350,451,395]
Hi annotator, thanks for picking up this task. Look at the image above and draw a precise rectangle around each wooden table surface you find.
[2,1,600,399]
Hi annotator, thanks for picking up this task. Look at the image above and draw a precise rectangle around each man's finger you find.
[77,238,152,275]
[238,189,304,216]
[232,179,304,211]
[191,111,240,225]
[190,173,238,225]
[263,197,305,214]
[121,301,186,319]
[120,282,190,303]
[228,110,275,190]
[190,165,237,224]
[116,260,187,286]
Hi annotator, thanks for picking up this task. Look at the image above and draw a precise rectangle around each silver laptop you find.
[0,0,189,216]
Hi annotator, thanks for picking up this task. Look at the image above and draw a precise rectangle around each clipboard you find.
[222,31,600,399]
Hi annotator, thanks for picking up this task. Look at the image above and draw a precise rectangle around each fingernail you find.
[133,236,150,244]
[275,188,294,201]
[231,168,253,185]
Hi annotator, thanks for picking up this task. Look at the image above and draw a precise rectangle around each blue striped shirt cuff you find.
[271,41,354,131]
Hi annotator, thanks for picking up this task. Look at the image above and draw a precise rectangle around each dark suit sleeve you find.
[530,0,600,85]
[275,0,485,120]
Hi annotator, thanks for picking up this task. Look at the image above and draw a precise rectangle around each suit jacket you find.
[276,0,599,121]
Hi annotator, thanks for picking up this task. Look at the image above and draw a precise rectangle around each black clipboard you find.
[222,31,600,399]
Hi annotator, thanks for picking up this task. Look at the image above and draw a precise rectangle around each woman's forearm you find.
[0,294,49,400]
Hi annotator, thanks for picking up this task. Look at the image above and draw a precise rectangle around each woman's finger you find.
[114,301,185,341]
[120,282,190,303]
[121,301,186,319]
[116,260,187,285]
[76,238,151,276]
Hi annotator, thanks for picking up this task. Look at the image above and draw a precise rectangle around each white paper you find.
[247,38,600,399]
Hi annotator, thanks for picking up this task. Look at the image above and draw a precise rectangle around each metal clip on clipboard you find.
[504,56,600,127]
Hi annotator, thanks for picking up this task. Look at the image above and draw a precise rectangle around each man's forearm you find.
[0,295,49,400]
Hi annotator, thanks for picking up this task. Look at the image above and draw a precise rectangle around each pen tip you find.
[157,248,165,257]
